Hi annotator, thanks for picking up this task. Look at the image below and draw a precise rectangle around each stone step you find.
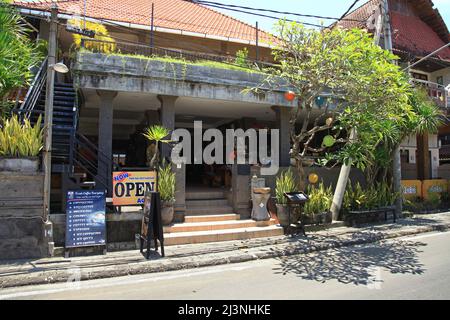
[185,191,226,200]
[164,219,277,233]
[186,199,229,207]
[164,225,284,246]
[185,206,234,216]
[185,214,240,223]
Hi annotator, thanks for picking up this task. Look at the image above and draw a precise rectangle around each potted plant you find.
[303,183,333,225]
[0,115,43,172]
[275,169,297,227]
[158,163,176,225]
[142,125,171,169]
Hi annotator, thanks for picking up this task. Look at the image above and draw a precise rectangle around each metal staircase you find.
[13,58,110,211]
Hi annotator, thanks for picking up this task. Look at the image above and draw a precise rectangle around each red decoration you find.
[284,91,296,101]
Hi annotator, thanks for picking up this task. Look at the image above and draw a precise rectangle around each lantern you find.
[325,117,333,127]
[322,135,336,147]
[308,173,319,184]
[284,91,296,101]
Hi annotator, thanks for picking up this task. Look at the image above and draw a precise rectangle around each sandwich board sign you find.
[65,190,106,249]
[112,171,157,206]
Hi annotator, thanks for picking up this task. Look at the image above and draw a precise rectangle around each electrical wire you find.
[188,0,365,22]
[337,0,361,23]
[194,2,325,29]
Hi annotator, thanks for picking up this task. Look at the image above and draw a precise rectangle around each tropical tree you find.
[0,1,41,114]
[251,21,411,189]
[142,125,172,169]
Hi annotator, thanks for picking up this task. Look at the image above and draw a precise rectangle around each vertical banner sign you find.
[112,171,157,206]
[66,190,106,248]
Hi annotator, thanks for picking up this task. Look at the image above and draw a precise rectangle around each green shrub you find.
[343,181,397,212]
[158,163,175,203]
[275,169,297,205]
[0,114,43,157]
[304,182,333,215]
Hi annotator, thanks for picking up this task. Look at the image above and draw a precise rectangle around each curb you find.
[1,222,449,289]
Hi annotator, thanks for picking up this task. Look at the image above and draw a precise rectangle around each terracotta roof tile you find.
[14,0,274,44]
[336,0,450,61]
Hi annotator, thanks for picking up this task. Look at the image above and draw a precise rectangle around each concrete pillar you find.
[417,133,430,180]
[97,90,117,194]
[173,162,186,222]
[272,106,291,167]
[158,95,178,161]
[231,164,251,219]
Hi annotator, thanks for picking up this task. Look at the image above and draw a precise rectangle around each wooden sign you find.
[112,171,157,206]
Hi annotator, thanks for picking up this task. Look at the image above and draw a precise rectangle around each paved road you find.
[1,231,450,300]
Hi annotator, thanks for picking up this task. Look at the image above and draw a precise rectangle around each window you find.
[437,76,444,86]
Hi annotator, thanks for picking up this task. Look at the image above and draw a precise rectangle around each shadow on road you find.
[273,240,427,286]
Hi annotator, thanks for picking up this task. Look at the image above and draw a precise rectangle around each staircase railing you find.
[14,57,48,118]
[69,131,111,191]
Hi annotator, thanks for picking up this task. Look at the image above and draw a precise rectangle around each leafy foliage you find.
[0,1,42,100]
[234,47,251,69]
[0,114,44,157]
[158,163,175,202]
[275,169,297,205]
[253,21,415,189]
[303,182,333,215]
[142,125,172,168]
[69,18,116,53]
[342,181,398,212]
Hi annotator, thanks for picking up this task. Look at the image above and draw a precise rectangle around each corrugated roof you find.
[13,0,274,44]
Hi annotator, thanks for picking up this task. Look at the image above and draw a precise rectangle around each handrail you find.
[17,57,48,116]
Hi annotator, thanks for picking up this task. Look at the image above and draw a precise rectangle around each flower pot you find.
[161,200,175,225]
[303,211,332,225]
[276,204,295,227]
[0,157,39,172]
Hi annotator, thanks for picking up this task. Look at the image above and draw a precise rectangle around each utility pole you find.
[43,4,58,224]
[330,1,385,221]
[255,21,259,62]
[382,0,402,217]
[150,2,154,54]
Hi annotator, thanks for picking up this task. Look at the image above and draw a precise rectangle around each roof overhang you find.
[17,6,273,49]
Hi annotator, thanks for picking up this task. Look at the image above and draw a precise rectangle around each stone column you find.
[97,90,117,194]
[158,95,178,161]
[417,133,430,180]
[272,106,291,167]
[231,164,251,219]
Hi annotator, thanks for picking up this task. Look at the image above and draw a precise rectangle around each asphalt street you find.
[1,231,450,300]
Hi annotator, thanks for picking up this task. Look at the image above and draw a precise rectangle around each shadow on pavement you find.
[272,239,427,286]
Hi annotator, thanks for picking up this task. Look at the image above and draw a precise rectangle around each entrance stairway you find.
[163,189,283,245]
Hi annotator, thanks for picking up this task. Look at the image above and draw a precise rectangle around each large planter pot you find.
[161,200,175,225]
[344,206,396,226]
[302,211,332,225]
[276,204,298,227]
[0,157,39,172]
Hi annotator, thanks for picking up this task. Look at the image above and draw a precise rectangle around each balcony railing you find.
[79,38,277,70]
[411,78,449,109]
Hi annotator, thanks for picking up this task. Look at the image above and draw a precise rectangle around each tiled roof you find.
[336,0,450,61]
[13,0,274,44]
[391,11,450,60]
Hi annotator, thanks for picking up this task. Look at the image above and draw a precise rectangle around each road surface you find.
[1,231,450,300]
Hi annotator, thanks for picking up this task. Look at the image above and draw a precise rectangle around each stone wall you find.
[0,172,48,260]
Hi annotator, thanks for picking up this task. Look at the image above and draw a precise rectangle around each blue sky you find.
[213,0,450,34]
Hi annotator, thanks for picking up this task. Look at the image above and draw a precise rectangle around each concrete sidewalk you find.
[1,212,450,289]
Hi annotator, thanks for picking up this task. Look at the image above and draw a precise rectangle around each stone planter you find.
[302,211,332,225]
[344,205,396,226]
[161,200,175,225]
[276,204,298,227]
[0,157,39,172]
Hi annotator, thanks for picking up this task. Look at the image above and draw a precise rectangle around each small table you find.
[284,192,310,236]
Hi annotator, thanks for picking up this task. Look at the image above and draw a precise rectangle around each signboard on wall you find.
[112,171,157,206]
[66,190,106,248]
